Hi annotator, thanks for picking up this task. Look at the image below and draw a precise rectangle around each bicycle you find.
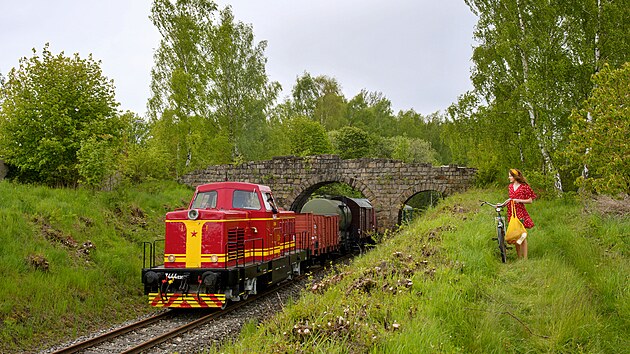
[480,200,508,263]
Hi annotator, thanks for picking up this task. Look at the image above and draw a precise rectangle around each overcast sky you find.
[0,0,478,116]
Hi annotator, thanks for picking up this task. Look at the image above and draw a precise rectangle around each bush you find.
[329,126,374,159]
[567,63,630,195]
[0,44,119,186]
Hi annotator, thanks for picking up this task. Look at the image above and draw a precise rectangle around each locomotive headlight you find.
[188,209,199,220]
[168,254,176,262]
[210,255,218,263]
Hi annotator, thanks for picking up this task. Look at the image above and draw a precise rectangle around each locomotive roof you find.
[196,181,271,193]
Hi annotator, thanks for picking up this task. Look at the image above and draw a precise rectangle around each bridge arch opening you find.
[289,181,368,212]
[398,190,443,225]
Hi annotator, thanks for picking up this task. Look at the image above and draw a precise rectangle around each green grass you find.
[219,189,629,353]
[0,180,192,352]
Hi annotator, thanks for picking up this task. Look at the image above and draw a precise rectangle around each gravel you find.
[39,272,316,354]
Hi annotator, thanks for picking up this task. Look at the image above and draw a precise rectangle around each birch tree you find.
[148,0,219,176]
[558,0,630,179]
[291,73,347,130]
[461,0,629,191]
[464,0,575,192]
[148,0,279,174]
[206,7,280,161]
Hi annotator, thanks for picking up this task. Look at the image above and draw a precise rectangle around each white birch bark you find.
[582,0,602,180]
[516,0,563,193]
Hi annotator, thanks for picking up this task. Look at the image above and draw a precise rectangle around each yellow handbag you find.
[506,201,527,243]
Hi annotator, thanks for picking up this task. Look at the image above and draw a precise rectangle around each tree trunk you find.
[516,0,563,193]
[582,0,602,180]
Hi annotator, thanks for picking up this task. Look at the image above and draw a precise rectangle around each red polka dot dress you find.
[507,183,537,229]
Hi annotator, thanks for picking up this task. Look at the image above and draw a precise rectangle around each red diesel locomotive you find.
[141,181,348,309]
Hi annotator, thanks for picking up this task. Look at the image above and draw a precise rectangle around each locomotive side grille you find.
[227,227,245,263]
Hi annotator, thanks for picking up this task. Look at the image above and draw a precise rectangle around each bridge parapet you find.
[181,155,476,230]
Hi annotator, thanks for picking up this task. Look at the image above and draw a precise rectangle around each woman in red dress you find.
[503,169,537,259]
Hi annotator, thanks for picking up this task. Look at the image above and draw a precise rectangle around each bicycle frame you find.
[481,201,507,262]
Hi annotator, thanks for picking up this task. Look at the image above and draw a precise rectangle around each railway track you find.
[48,254,353,354]
[51,273,310,354]
[51,311,175,354]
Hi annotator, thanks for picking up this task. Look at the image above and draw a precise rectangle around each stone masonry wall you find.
[180,155,476,230]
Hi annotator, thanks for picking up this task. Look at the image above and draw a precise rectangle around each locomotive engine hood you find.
[165,208,247,221]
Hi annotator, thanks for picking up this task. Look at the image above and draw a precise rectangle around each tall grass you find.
[220,189,629,353]
[0,180,192,352]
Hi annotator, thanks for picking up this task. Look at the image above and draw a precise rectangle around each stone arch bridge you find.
[180,155,476,230]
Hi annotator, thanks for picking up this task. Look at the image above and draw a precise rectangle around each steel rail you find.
[120,273,308,354]
[51,310,174,354]
[52,255,352,353]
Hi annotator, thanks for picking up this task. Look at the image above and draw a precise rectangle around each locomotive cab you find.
[141,182,305,309]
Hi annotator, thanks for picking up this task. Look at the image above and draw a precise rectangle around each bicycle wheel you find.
[497,226,507,263]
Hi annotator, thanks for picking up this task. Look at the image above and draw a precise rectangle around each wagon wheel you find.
[292,261,301,276]
[242,277,257,300]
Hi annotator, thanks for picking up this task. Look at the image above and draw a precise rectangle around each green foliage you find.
[456,0,630,192]
[346,90,396,136]
[387,136,438,164]
[148,0,222,176]
[119,143,171,183]
[445,94,511,184]
[291,73,347,130]
[287,117,333,156]
[329,126,374,159]
[567,63,630,195]
[291,72,319,117]
[312,182,364,199]
[209,6,281,161]
[76,135,117,188]
[148,0,280,173]
[145,0,460,170]
[111,111,170,183]
[261,115,292,158]
[0,44,119,186]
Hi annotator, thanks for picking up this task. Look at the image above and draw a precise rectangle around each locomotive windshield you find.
[233,190,261,210]
[191,191,217,209]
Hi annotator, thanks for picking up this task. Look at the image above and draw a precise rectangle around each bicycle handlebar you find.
[480,199,513,208]
[480,200,502,208]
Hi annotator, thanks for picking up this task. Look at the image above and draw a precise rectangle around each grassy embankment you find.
[220,189,629,353]
[0,180,192,353]
[1,182,627,353]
